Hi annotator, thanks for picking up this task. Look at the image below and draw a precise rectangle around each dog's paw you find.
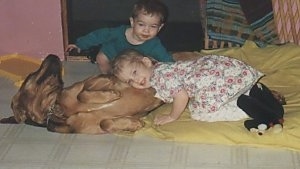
[100,117,144,133]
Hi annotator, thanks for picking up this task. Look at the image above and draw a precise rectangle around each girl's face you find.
[117,57,153,89]
[130,13,163,43]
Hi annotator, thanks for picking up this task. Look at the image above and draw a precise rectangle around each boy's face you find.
[130,13,164,42]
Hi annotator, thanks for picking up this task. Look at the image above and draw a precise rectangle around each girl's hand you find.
[154,89,189,126]
[154,114,176,125]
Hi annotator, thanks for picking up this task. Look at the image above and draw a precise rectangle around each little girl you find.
[111,49,284,133]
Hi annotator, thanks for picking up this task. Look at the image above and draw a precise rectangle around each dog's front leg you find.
[77,90,121,104]
[83,75,114,91]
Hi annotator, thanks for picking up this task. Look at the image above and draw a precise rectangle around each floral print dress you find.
[150,55,264,122]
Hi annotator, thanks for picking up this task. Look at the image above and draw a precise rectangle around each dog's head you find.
[11,54,64,124]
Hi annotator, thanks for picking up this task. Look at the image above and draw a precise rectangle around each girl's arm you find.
[154,89,189,125]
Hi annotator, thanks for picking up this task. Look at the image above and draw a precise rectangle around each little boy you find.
[66,0,174,73]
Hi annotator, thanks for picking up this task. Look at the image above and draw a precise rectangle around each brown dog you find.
[1,54,163,134]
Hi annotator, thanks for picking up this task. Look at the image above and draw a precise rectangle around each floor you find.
[0,61,299,169]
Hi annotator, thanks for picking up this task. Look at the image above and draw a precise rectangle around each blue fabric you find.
[206,0,279,47]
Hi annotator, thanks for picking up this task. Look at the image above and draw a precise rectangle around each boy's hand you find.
[65,44,81,53]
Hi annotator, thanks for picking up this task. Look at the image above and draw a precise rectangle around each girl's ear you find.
[142,57,153,67]
[129,17,134,27]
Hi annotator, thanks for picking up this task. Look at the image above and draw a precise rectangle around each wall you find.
[71,0,201,22]
[0,0,65,60]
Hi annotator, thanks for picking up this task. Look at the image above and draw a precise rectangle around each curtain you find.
[272,0,300,45]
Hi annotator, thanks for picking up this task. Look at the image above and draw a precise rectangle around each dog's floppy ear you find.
[36,54,63,85]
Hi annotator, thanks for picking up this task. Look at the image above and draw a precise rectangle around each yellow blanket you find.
[137,41,300,151]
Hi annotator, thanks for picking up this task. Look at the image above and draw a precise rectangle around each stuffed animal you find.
[238,83,286,135]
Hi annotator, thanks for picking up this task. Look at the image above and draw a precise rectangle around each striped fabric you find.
[206,0,256,47]
[205,0,280,48]
[250,12,280,46]
[240,0,280,46]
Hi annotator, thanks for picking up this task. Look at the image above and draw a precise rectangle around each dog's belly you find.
[54,84,161,134]
[59,80,160,115]
[56,82,106,116]
[99,87,161,115]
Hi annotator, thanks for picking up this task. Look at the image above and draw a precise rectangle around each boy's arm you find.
[154,89,189,125]
[151,40,175,62]
[75,27,114,50]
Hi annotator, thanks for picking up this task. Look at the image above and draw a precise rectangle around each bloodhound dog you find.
[0,54,163,134]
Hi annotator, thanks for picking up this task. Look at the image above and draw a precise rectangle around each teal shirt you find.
[76,25,174,62]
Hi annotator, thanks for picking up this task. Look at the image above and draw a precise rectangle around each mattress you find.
[136,41,300,151]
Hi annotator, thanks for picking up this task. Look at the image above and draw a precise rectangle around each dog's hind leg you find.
[100,117,145,133]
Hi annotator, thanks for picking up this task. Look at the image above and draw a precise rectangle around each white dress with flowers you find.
[150,55,264,122]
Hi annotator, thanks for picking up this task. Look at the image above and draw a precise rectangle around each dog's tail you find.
[0,116,18,124]
[0,116,47,127]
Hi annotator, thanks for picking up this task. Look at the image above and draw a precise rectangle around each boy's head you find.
[129,0,169,42]
[131,0,169,24]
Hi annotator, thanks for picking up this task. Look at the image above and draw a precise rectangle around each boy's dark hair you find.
[132,0,169,24]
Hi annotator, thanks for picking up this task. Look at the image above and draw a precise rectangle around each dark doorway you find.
[64,0,204,54]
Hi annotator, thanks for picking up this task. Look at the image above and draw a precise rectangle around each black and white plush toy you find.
[237,83,286,135]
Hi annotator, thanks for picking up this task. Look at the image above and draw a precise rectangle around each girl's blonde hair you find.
[111,49,157,78]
